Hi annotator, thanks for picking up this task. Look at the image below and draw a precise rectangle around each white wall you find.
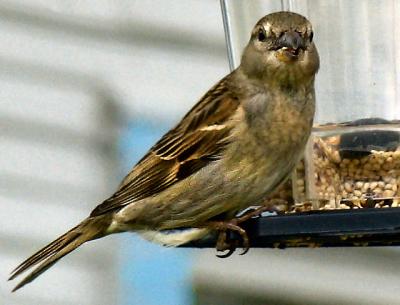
[0,1,227,304]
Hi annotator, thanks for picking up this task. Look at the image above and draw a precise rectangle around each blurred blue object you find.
[118,119,194,305]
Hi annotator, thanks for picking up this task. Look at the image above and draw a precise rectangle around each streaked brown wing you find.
[90,75,239,217]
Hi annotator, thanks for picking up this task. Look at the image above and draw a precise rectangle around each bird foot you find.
[204,204,280,258]
[203,219,249,258]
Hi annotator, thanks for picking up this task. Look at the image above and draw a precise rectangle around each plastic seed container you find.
[305,119,400,210]
[263,119,400,212]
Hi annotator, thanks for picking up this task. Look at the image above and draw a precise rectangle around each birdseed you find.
[262,119,400,213]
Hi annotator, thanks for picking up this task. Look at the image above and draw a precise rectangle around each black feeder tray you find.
[183,208,400,249]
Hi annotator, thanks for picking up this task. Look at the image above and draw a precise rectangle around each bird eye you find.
[257,28,267,42]
[309,31,314,42]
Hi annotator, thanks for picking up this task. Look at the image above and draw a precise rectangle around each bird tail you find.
[8,215,111,292]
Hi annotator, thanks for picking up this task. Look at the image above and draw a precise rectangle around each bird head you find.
[241,11,319,86]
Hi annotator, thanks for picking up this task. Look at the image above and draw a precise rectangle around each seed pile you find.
[311,135,400,210]
[262,129,400,213]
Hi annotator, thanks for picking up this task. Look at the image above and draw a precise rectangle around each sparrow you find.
[9,11,319,291]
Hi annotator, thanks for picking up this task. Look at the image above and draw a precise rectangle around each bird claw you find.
[216,247,236,258]
[239,246,249,256]
[202,205,276,257]
[201,219,250,258]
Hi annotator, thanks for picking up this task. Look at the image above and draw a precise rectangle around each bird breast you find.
[220,87,315,205]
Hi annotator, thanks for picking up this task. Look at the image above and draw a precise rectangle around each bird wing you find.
[90,75,240,216]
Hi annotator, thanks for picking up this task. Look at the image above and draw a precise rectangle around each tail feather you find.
[9,225,80,279]
[9,216,110,292]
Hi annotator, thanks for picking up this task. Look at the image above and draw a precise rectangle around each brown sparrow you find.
[9,11,319,291]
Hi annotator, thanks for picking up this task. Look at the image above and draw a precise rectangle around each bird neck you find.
[233,67,315,99]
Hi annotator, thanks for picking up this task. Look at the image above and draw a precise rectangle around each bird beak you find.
[275,31,305,62]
